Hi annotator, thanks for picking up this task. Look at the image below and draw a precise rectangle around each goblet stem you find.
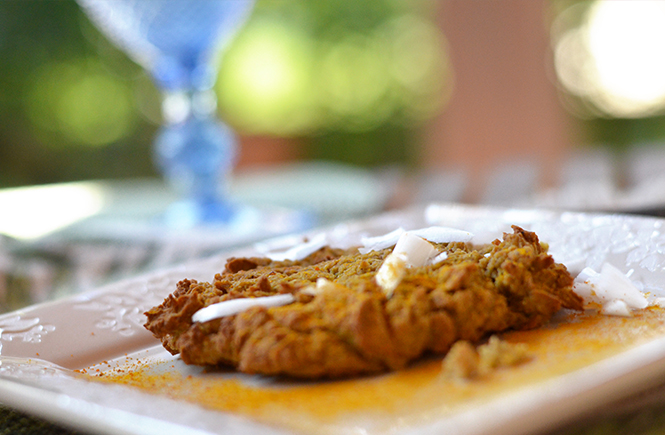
[155,89,236,226]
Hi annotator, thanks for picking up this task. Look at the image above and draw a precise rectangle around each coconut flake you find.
[598,263,648,309]
[410,227,473,244]
[299,277,340,296]
[360,226,473,254]
[572,267,600,302]
[393,231,438,267]
[192,294,295,323]
[265,233,327,262]
[359,228,405,254]
[428,251,449,265]
[573,262,648,317]
[375,231,445,297]
[601,299,633,317]
[375,252,408,298]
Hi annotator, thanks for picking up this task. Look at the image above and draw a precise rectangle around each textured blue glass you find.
[79,0,253,90]
[78,0,254,225]
[155,115,236,222]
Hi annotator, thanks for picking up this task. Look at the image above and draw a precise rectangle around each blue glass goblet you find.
[77,0,254,227]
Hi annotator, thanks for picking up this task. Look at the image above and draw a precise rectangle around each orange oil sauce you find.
[85,308,665,434]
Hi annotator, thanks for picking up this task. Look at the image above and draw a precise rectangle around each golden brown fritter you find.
[144,226,582,378]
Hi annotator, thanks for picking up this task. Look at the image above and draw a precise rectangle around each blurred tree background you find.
[0,0,450,188]
[0,0,155,187]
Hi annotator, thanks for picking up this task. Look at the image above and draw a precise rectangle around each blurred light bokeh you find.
[215,2,450,136]
[550,0,665,148]
[25,58,137,146]
[553,1,665,119]
[0,182,105,239]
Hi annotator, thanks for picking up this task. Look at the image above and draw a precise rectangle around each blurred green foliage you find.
[0,0,157,187]
[0,0,448,189]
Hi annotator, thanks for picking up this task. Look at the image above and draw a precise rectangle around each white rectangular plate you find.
[1,203,665,435]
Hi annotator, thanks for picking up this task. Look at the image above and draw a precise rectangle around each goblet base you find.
[162,198,315,236]
[162,198,235,228]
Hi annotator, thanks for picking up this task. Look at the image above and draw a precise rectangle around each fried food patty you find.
[144,226,583,378]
